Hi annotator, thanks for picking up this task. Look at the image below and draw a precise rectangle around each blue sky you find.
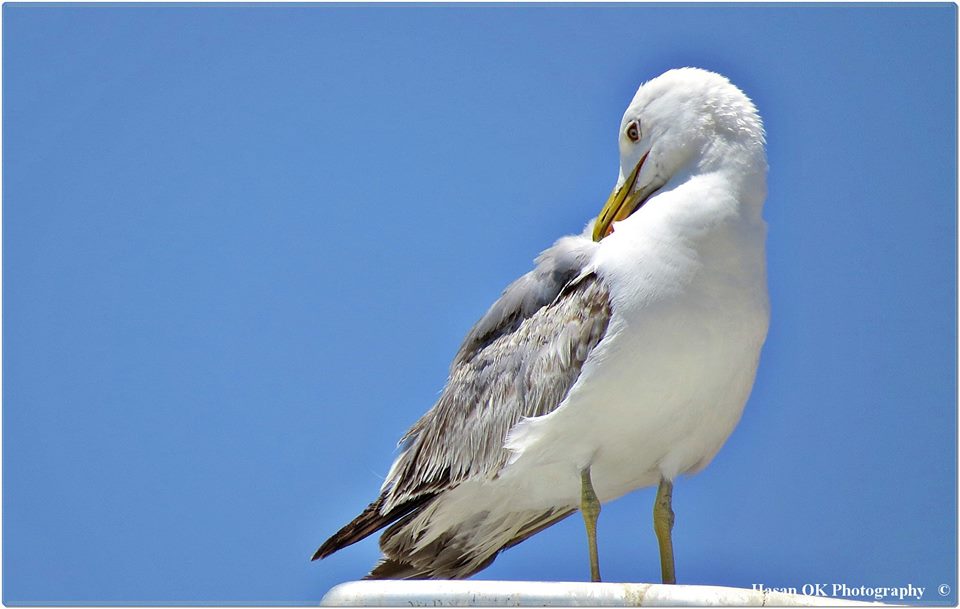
[3,3,956,605]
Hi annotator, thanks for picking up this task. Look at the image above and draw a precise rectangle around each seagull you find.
[313,67,768,583]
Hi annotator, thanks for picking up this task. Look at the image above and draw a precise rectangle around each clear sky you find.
[3,3,956,605]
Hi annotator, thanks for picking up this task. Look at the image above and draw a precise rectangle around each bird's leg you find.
[653,476,676,584]
[580,467,602,582]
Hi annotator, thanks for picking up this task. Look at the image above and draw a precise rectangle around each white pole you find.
[320,580,886,607]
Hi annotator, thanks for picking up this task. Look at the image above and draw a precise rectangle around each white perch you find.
[320,580,884,606]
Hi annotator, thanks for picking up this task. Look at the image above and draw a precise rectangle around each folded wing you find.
[314,233,610,577]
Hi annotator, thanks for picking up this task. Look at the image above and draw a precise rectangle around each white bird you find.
[314,67,768,583]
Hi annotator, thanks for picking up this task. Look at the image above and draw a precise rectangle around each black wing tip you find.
[312,494,437,564]
[311,533,343,561]
[311,544,331,561]
[310,497,386,563]
[312,520,368,561]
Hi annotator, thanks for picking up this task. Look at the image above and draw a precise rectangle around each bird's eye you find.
[626,119,641,142]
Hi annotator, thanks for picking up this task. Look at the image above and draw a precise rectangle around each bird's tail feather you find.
[364,505,576,579]
[365,558,425,580]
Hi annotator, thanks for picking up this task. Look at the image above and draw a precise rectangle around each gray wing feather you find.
[383,264,610,512]
[452,232,599,367]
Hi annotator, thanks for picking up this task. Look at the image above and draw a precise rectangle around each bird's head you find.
[592,68,767,241]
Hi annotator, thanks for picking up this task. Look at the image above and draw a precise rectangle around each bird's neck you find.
[695,139,768,221]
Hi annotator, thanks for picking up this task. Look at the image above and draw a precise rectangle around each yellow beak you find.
[592,150,650,242]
